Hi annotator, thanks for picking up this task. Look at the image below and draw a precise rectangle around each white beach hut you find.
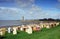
[8,27,11,33]
[13,27,17,35]
[20,25,25,31]
[20,27,24,31]
[26,26,32,34]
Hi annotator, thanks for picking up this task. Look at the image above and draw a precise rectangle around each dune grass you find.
[2,25,60,39]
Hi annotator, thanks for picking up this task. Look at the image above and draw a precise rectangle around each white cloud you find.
[26,4,42,15]
[0,7,24,14]
[0,7,24,20]
[0,6,60,20]
[16,0,35,9]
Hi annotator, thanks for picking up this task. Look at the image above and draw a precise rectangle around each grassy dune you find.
[2,25,60,39]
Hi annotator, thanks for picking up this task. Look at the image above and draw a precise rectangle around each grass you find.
[2,25,60,39]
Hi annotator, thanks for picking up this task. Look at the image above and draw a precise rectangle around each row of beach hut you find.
[0,22,60,36]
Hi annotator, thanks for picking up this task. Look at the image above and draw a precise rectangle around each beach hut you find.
[20,25,26,31]
[20,27,24,31]
[32,26,37,31]
[0,29,3,36]
[40,23,45,28]
[26,26,32,34]
[40,24,44,28]
[46,25,50,29]
[13,27,17,35]
[50,23,54,27]
[20,25,28,32]
[8,27,11,33]
[35,25,41,31]
[56,22,59,26]
[0,28,6,36]
[43,24,47,28]
[31,24,38,31]
[51,23,55,27]
[23,26,28,32]
[20,25,25,31]
[49,23,53,28]
[17,26,21,30]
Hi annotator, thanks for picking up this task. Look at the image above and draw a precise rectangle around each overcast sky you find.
[0,0,60,20]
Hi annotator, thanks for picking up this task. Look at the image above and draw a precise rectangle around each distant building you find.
[22,16,24,21]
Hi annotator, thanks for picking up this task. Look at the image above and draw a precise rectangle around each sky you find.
[0,0,60,20]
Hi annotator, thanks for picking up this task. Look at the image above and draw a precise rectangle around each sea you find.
[0,20,40,27]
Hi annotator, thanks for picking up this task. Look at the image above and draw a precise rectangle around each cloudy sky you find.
[0,0,60,20]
